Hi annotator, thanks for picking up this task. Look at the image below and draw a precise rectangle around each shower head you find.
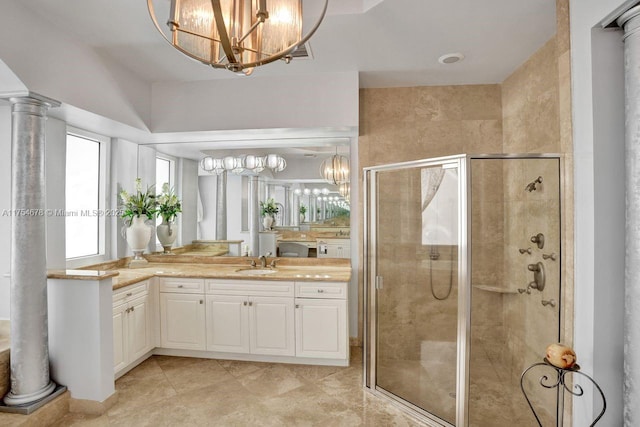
[525,176,543,192]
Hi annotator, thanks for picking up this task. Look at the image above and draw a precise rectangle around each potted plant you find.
[260,198,279,230]
[156,183,182,254]
[119,178,156,264]
[299,204,307,223]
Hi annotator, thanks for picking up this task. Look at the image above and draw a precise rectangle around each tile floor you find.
[54,348,424,426]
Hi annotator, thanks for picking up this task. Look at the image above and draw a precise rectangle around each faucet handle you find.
[270,259,277,268]
[519,247,532,255]
[250,259,256,267]
[264,251,272,257]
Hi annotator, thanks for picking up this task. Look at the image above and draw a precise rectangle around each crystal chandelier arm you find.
[210,0,238,65]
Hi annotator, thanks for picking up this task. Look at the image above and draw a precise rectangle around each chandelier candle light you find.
[147,0,328,75]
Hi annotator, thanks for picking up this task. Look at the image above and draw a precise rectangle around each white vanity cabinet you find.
[159,278,206,350]
[205,280,295,356]
[113,280,154,375]
[295,282,348,360]
[316,239,351,259]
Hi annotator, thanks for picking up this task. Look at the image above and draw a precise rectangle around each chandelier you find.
[320,153,350,185]
[147,0,329,75]
[201,154,286,174]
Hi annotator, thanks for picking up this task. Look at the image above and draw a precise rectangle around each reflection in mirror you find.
[194,145,350,258]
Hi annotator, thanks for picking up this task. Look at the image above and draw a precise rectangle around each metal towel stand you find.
[520,359,606,426]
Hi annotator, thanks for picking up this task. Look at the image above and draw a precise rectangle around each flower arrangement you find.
[157,183,182,222]
[119,178,156,222]
[260,198,279,217]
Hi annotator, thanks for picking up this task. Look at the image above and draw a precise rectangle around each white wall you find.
[136,145,157,253]
[198,175,218,240]
[179,159,199,245]
[151,72,359,133]
[0,3,151,133]
[570,0,632,424]
[0,106,11,319]
[45,117,67,269]
[110,138,143,259]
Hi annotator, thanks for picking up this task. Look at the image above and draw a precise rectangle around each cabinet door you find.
[128,295,152,361]
[113,303,128,372]
[295,299,347,359]
[249,296,295,356]
[160,293,206,350]
[206,295,250,353]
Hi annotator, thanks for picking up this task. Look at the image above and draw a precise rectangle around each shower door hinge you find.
[375,276,383,290]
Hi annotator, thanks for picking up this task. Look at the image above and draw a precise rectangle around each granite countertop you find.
[48,259,352,290]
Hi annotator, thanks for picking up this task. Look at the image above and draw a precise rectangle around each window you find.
[65,129,108,262]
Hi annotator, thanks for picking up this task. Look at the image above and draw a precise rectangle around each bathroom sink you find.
[235,268,277,275]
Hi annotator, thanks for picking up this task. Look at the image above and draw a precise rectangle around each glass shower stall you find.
[364,154,562,426]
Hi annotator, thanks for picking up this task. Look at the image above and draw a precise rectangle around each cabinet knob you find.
[317,289,324,293]
[178,285,184,288]
[249,301,253,307]
[295,304,300,309]
[131,306,135,312]
[126,292,133,297]
[243,301,247,306]
[199,300,203,304]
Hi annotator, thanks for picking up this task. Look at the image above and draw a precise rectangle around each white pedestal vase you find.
[262,215,274,231]
[125,216,152,267]
[157,219,177,254]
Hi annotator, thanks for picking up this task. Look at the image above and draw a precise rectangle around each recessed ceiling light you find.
[438,53,465,65]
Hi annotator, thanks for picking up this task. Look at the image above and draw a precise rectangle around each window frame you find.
[65,127,110,268]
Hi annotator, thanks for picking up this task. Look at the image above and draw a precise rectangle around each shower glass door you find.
[367,156,467,426]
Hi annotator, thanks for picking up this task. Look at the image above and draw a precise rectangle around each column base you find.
[1,382,66,414]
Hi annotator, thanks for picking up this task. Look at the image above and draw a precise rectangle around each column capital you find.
[617,5,640,39]
[0,91,61,108]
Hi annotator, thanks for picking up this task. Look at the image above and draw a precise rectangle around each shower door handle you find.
[375,276,383,290]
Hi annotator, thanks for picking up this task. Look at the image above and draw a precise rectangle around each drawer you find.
[295,282,347,299]
[159,277,205,294]
[206,279,294,297]
[113,280,149,307]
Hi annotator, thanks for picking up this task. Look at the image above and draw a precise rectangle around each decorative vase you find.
[157,218,177,254]
[126,216,152,263]
[262,215,274,230]
[299,213,305,223]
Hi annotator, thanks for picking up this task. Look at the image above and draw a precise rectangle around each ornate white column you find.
[248,176,260,257]
[618,6,640,425]
[215,171,227,240]
[3,94,60,407]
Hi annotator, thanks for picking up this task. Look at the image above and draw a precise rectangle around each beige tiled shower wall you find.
[359,85,504,347]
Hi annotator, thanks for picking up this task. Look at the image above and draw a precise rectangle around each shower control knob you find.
[541,299,556,308]
[530,233,545,249]
[543,253,557,261]
[519,248,532,255]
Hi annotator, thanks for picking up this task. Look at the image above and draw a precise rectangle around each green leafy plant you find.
[119,178,157,222]
[299,205,307,215]
[260,198,279,217]
[157,182,182,222]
